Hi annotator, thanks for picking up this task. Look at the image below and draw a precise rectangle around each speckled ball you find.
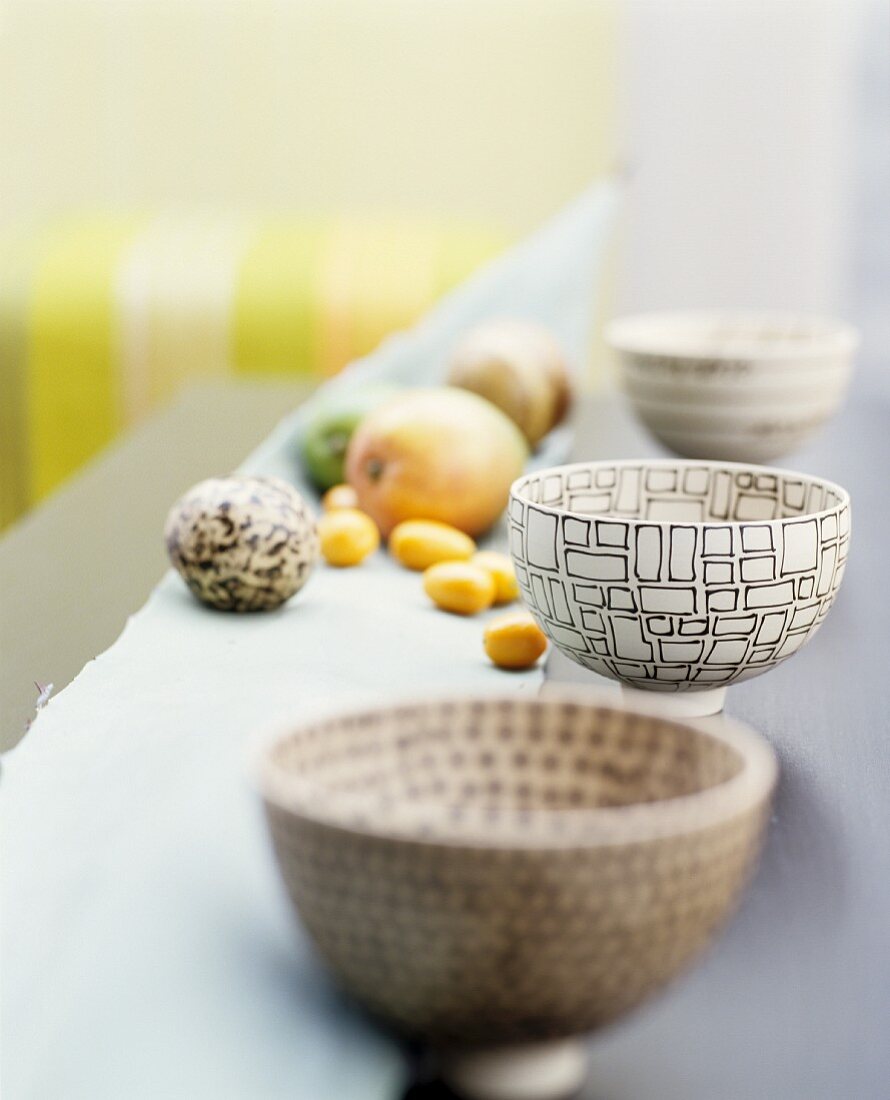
[165,476,319,611]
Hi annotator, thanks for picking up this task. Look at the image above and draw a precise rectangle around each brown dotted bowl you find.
[257,694,776,1100]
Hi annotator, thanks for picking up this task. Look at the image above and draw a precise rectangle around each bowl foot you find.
[440,1038,587,1100]
[621,685,727,718]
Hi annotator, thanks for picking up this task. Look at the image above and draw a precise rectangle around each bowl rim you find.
[510,458,850,530]
[605,310,859,361]
[253,690,778,851]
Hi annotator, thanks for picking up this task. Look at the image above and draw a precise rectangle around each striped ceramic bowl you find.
[607,311,857,463]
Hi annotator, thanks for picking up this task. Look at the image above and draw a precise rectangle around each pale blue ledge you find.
[0,179,617,1100]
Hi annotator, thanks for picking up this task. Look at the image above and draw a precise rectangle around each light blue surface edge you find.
[0,181,617,1100]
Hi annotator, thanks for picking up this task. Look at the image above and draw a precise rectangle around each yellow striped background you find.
[0,215,505,529]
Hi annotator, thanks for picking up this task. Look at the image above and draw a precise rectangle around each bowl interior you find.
[512,460,845,525]
[261,697,760,843]
[607,311,857,360]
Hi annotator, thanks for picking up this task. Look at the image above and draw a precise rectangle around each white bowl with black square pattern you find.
[509,459,851,715]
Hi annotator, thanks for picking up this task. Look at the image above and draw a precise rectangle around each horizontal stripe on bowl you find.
[623,379,850,411]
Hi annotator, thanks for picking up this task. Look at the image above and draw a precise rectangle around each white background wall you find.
[616,0,868,337]
[848,0,890,393]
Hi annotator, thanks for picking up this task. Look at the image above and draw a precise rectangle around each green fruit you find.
[301,385,400,490]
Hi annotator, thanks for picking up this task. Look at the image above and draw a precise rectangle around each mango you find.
[345,388,528,536]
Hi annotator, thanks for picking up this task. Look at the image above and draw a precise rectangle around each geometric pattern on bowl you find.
[509,460,850,694]
[607,311,858,463]
[258,694,777,1046]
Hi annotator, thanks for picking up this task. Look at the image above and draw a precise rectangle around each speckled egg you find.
[165,476,319,611]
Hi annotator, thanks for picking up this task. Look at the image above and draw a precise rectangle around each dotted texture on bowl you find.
[262,698,773,1046]
[264,699,745,841]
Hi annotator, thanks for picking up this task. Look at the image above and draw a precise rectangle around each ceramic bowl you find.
[258,693,776,1100]
[509,459,850,716]
[607,311,857,462]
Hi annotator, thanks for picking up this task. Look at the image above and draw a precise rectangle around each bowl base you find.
[621,685,727,718]
[441,1038,587,1100]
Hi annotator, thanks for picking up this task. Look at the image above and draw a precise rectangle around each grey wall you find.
[850,0,890,395]
[617,0,887,394]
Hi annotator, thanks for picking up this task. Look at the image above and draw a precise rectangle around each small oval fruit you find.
[423,562,496,616]
[472,551,519,605]
[484,611,548,669]
[318,509,380,567]
[322,483,359,511]
[389,520,476,571]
